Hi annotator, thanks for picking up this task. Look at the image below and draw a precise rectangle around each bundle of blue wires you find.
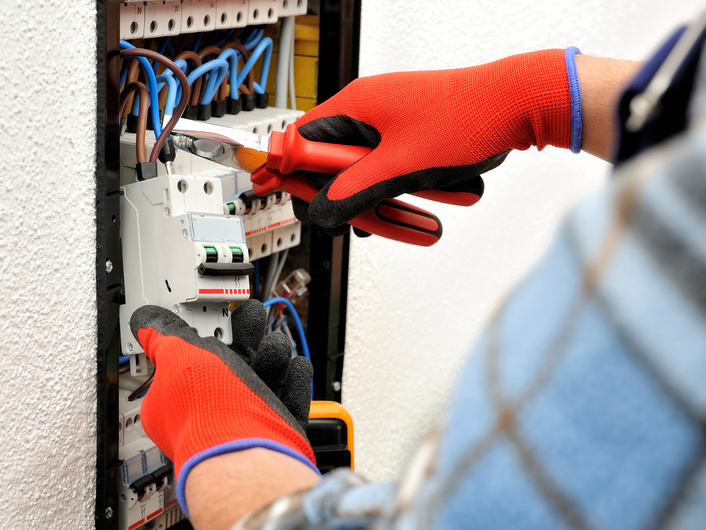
[120,40,163,140]
[263,297,313,400]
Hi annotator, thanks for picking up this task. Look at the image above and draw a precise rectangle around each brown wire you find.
[220,42,254,99]
[174,51,204,106]
[120,81,149,164]
[120,48,191,163]
[127,369,155,401]
[198,45,223,61]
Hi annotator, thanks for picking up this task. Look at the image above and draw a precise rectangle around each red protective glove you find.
[294,48,582,228]
[130,301,317,517]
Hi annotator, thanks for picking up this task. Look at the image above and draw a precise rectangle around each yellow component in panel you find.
[294,22,319,57]
[309,400,354,470]
[265,53,318,99]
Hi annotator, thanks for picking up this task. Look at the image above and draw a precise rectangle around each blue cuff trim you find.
[176,439,321,519]
[565,46,583,154]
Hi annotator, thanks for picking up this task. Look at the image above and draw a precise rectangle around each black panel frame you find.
[96,1,122,528]
[308,0,362,402]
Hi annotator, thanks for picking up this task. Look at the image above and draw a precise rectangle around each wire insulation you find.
[120,48,191,163]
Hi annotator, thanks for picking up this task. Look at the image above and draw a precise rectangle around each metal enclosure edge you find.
[308,0,361,401]
[96,1,122,527]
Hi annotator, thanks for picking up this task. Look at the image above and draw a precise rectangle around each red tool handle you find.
[251,167,443,247]
[267,125,478,207]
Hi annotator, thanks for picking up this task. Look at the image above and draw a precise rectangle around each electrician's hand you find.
[130,301,317,516]
[293,48,581,228]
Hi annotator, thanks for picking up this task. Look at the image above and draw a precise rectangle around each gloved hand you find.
[130,300,317,516]
[294,48,582,228]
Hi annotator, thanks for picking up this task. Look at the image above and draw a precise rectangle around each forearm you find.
[185,448,321,530]
[575,55,643,161]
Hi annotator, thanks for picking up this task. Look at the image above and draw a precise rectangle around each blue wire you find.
[216,48,241,101]
[174,60,229,107]
[198,59,230,105]
[234,37,273,96]
[242,28,264,50]
[215,28,236,47]
[120,40,163,138]
[174,58,189,75]
[192,32,204,52]
[263,297,313,400]
[152,37,170,75]
[156,74,178,117]
[263,297,310,363]
[120,59,129,90]
[119,355,130,365]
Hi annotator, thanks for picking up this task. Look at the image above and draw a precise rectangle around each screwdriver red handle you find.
[251,166,443,247]
[267,125,479,207]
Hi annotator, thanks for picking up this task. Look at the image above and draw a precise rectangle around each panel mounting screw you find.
[332,381,341,392]
[105,259,113,274]
[105,507,113,519]
[127,342,133,352]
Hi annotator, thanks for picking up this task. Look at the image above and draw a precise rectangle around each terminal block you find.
[118,391,184,530]
[120,173,253,372]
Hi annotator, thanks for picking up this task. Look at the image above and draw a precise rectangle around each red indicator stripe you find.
[128,519,145,530]
[199,289,224,295]
[147,508,163,521]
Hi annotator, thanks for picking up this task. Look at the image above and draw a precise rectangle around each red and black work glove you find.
[293,48,582,229]
[130,300,317,517]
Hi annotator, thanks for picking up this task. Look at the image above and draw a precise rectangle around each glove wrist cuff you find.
[565,46,583,153]
[176,439,321,518]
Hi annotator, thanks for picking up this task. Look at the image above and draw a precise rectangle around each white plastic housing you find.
[120,174,252,356]
[120,2,145,40]
[248,0,279,25]
[180,0,218,34]
[143,1,182,38]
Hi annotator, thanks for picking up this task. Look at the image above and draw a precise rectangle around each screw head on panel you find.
[332,381,342,392]
[105,507,113,519]
[106,259,114,274]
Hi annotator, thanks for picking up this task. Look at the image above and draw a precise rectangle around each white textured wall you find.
[0,2,98,528]
[344,0,704,482]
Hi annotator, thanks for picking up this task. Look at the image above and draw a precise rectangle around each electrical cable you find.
[215,27,237,47]
[174,51,204,106]
[271,248,289,295]
[262,297,310,363]
[120,40,163,139]
[128,369,155,401]
[234,37,273,95]
[152,36,170,75]
[275,16,294,108]
[156,74,178,118]
[120,47,190,163]
[263,296,312,400]
[289,27,296,110]
[242,27,264,50]
[263,252,280,306]
[221,42,254,100]
[183,60,229,106]
[193,59,229,105]
[192,32,204,52]
[120,81,149,163]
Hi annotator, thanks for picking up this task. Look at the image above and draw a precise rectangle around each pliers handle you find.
[251,166,443,246]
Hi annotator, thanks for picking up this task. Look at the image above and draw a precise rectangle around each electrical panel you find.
[116,3,310,529]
